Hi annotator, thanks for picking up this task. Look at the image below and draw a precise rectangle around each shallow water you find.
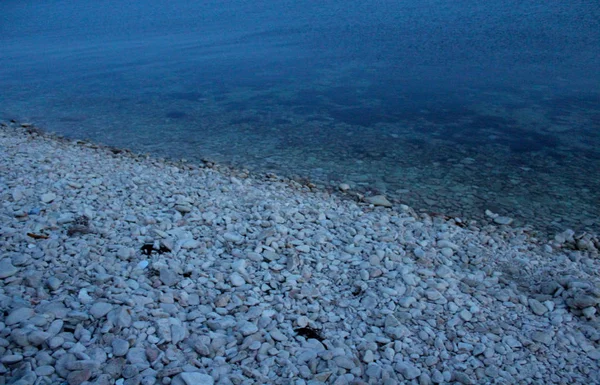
[1,0,599,235]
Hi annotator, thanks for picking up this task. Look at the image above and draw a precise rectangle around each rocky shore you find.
[1,121,599,385]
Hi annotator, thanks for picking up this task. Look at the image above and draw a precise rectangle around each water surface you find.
[1,0,599,235]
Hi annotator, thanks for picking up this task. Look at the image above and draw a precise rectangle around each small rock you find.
[528,298,548,316]
[453,371,474,385]
[339,183,350,192]
[239,321,258,336]
[425,289,442,301]
[28,330,51,346]
[35,365,55,376]
[531,331,553,345]
[230,273,245,287]
[159,268,179,287]
[334,356,355,370]
[67,370,92,385]
[588,349,600,360]
[223,232,243,243]
[1,354,24,364]
[6,307,35,325]
[41,192,56,203]
[296,245,310,253]
[269,329,288,342]
[365,195,392,207]
[179,372,214,385]
[112,338,130,356]
[567,295,599,310]
[0,259,18,279]
[396,361,421,380]
[459,309,472,322]
[47,276,62,290]
[90,302,113,318]
[493,216,513,225]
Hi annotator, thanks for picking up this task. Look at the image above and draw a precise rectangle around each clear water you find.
[1,0,599,236]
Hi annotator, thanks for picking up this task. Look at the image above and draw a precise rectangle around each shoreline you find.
[5,119,598,242]
[1,121,599,384]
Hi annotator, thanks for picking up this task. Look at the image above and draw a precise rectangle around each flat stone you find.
[47,276,62,290]
[334,356,355,370]
[459,309,472,322]
[238,321,258,336]
[41,192,56,203]
[107,307,133,327]
[493,216,513,225]
[35,365,55,376]
[588,349,600,360]
[6,307,35,325]
[365,195,392,207]
[296,245,310,253]
[425,289,442,301]
[453,371,474,384]
[127,348,149,369]
[223,232,243,243]
[112,338,130,356]
[531,331,553,345]
[1,354,23,364]
[269,329,288,342]
[395,361,421,380]
[28,330,51,346]
[159,268,179,287]
[230,273,245,287]
[528,298,548,316]
[67,369,92,385]
[0,259,18,279]
[179,372,214,385]
[90,302,113,318]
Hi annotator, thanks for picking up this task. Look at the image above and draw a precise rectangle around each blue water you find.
[1,0,599,235]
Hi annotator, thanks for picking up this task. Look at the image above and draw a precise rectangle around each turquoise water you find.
[1,0,599,235]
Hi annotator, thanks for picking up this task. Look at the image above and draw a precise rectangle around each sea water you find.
[1,0,598,235]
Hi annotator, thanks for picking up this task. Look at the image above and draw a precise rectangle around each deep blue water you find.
[1,0,599,234]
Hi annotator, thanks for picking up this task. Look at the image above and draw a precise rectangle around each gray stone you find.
[0,259,18,278]
[395,362,421,380]
[493,216,513,225]
[459,309,472,322]
[238,321,258,336]
[46,276,61,290]
[230,273,245,287]
[41,192,56,203]
[112,338,130,356]
[453,371,474,385]
[531,331,553,345]
[365,363,382,378]
[269,329,288,342]
[587,349,600,360]
[107,307,132,327]
[28,330,51,346]
[1,354,24,364]
[127,348,149,369]
[528,298,548,316]
[90,302,113,318]
[334,356,355,370]
[35,365,55,376]
[6,307,35,325]
[159,268,179,287]
[67,369,92,385]
[179,372,214,385]
[365,195,392,207]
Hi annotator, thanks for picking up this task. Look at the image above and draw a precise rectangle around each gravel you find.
[0,121,599,384]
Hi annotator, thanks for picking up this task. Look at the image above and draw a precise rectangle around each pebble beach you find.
[1,121,599,385]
